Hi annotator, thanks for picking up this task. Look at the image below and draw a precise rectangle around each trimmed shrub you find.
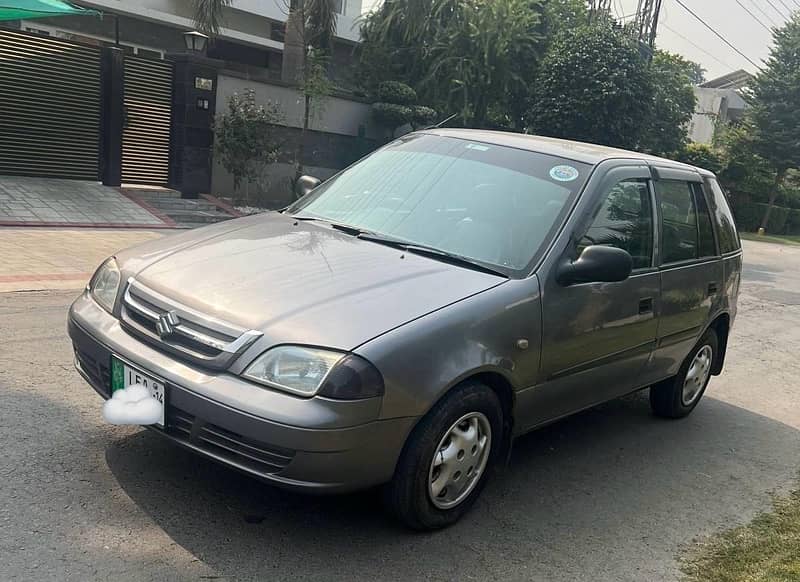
[767,204,791,233]
[735,202,798,234]
[784,208,800,235]
[412,105,437,126]
[377,81,417,105]
[732,201,762,232]
[371,102,413,127]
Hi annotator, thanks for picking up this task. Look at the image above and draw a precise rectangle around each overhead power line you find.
[733,0,773,31]
[746,0,779,24]
[764,0,791,19]
[671,0,764,70]
[661,22,738,72]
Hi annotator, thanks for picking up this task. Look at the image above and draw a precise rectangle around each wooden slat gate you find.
[0,27,101,180]
[122,55,173,186]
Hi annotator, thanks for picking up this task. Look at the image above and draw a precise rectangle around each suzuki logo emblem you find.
[155,310,180,338]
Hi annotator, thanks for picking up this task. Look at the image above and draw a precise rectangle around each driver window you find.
[578,179,653,270]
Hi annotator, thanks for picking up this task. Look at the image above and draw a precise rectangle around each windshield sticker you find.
[549,165,580,182]
[465,143,490,151]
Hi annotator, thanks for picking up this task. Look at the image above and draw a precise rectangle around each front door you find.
[524,166,660,429]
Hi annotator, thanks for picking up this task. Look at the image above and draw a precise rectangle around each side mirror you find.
[556,245,633,286]
[295,175,321,198]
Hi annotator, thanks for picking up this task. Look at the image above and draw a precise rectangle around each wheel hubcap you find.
[682,344,713,405]
[428,412,491,510]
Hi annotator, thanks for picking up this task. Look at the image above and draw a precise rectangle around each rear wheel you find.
[385,381,502,530]
[650,329,718,418]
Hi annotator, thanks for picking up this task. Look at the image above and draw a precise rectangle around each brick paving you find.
[0,228,165,292]
[0,176,167,226]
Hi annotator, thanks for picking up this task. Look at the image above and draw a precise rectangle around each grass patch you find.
[739,232,800,246]
[682,489,800,582]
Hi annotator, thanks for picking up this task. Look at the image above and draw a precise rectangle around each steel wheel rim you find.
[427,412,492,510]
[682,344,713,406]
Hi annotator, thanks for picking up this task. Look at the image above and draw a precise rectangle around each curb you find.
[0,220,177,229]
[118,190,179,227]
[0,272,93,283]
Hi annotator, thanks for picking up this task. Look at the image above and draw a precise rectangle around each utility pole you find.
[635,0,663,60]
[588,0,612,23]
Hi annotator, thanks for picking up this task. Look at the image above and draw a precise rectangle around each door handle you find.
[639,297,653,315]
[708,282,719,296]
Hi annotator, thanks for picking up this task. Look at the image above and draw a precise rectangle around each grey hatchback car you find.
[69,129,741,529]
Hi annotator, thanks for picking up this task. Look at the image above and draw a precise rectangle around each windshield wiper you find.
[357,233,508,278]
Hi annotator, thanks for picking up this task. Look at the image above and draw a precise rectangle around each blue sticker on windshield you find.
[549,165,579,182]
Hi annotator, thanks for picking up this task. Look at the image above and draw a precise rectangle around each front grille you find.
[164,407,294,475]
[75,347,110,397]
[119,278,262,370]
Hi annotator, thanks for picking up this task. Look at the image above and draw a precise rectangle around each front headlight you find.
[88,257,121,314]
[242,345,385,400]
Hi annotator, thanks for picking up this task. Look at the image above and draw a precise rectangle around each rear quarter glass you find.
[706,178,741,253]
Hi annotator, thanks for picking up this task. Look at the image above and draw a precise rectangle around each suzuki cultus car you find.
[70,129,741,529]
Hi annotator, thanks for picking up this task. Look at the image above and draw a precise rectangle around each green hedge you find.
[733,201,800,235]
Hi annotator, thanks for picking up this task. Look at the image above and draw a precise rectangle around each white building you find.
[688,70,752,145]
[14,0,368,86]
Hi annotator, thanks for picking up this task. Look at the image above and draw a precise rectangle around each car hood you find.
[122,213,506,350]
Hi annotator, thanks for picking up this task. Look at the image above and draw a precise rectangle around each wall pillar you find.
[100,46,124,187]
[167,52,223,198]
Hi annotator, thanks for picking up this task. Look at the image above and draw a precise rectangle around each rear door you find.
[647,167,723,382]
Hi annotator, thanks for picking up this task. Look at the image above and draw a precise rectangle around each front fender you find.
[355,276,542,422]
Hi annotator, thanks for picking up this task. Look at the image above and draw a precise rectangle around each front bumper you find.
[68,292,416,493]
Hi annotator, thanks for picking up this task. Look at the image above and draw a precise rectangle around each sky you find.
[616,0,795,81]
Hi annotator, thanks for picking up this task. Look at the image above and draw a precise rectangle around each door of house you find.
[121,55,173,186]
[0,27,101,180]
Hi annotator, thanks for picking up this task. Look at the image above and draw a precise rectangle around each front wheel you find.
[385,382,503,530]
[650,329,718,418]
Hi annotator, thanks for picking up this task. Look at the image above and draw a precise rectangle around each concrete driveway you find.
[1,239,799,581]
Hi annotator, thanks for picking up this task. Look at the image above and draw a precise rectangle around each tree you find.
[638,51,698,157]
[359,0,546,129]
[525,23,654,149]
[283,0,338,179]
[676,143,726,175]
[192,0,232,38]
[214,89,283,201]
[746,14,800,230]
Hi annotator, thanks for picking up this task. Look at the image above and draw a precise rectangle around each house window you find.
[333,0,345,14]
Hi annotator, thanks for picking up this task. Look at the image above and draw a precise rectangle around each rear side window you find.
[656,180,698,264]
[579,179,653,269]
[706,178,740,253]
[694,184,717,257]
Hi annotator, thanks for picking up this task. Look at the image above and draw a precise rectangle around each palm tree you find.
[192,0,232,38]
[283,0,338,181]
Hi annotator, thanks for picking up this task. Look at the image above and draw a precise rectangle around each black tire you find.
[650,328,718,419]
[385,381,503,530]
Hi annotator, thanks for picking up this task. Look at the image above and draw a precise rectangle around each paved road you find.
[1,240,799,581]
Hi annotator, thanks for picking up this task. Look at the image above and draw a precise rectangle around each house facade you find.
[12,0,367,87]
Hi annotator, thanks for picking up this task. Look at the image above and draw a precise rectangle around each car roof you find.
[417,128,714,176]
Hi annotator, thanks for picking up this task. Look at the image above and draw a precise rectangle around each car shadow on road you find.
[105,390,800,581]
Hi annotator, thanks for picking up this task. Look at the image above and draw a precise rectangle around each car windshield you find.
[288,134,591,275]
